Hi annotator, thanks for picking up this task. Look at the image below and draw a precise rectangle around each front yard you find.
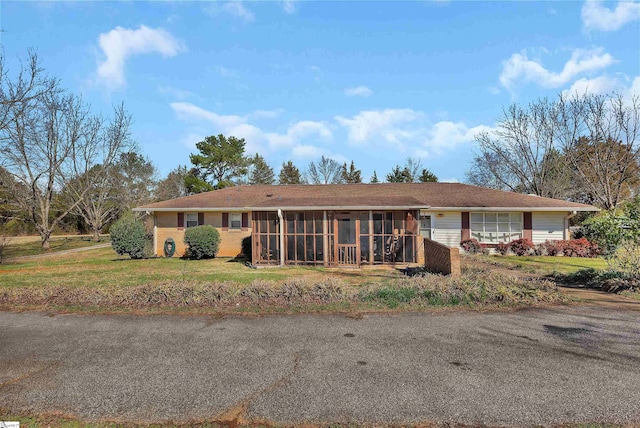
[0,246,569,314]
[476,254,608,275]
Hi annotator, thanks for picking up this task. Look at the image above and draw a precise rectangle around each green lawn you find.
[482,255,608,275]
[0,246,398,288]
[0,246,570,314]
[1,236,110,260]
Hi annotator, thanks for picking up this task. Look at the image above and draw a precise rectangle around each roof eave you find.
[134,205,431,212]
[425,206,599,212]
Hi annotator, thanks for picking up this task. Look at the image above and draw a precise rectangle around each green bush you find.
[110,215,148,259]
[184,225,220,259]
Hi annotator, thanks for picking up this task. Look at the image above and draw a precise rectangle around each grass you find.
[1,236,110,260]
[479,254,608,275]
[0,246,570,314]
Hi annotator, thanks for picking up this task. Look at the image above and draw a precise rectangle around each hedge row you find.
[461,237,601,258]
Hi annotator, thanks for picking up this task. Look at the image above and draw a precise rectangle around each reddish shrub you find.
[561,237,601,258]
[509,238,534,256]
[543,239,602,258]
[543,240,563,256]
[460,238,486,254]
[496,242,510,255]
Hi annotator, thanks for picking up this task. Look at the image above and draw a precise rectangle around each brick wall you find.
[423,238,461,277]
[155,211,251,258]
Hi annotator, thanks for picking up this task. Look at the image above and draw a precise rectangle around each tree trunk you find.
[41,234,51,250]
[92,228,101,242]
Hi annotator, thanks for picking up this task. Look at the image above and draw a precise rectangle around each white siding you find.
[431,211,462,247]
[532,212,567,244]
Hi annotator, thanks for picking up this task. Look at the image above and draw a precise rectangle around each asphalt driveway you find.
[1,307,640,426]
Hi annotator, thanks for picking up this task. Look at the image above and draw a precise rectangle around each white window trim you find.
[470,212,522,244]
[186,213,198,228]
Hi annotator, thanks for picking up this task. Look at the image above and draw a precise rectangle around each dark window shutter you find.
[177,213,184,230]
[523,212,533,241]
[222,212,229,231]
[461,212,470,241]
[198,212,204,226]
[241,213,249,231]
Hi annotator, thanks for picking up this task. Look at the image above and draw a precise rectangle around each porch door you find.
[335,214,358,266]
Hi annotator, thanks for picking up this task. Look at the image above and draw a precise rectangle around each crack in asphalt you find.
[215,352,302,427]
[0,361,60,389]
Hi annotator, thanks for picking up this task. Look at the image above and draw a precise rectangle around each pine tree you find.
[370,170,380,183]
[386,165,412,182]
[341,161,362,184]
[418,168,438,182]
[248,154,275,185]
[278,160,303,185]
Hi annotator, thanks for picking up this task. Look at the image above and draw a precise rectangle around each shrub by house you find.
[184,225,221,259]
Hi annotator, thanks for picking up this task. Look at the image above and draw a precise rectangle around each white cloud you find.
[282,0,296,14]
[345,86,374,97]
[266,120,332,149]
[582,0,640,32]
[423,122,493,155]
[562,75,622,96]
[292,145,325,159]
[170,102,332,154]
[499,48,615,91]
[629,76,640,98]
[335,109,423,146]
[95,25,184,90]
[205,1,255,23]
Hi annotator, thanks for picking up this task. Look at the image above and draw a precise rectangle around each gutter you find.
[133,205,597,213]
[133,205,429,212]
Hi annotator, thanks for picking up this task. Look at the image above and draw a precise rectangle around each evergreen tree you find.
[278,160,303,185]
[189,134,251,190]
[386,165,412,182]
[341,161,362,184]
[418,168,438,182]
[370,170,380,183]
[248,154,275,185]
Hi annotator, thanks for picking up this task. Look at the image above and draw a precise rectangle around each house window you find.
[470,212,522,243]
[186,213,198,228]
[230,213,242,230]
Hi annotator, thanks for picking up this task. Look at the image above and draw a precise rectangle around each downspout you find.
[565,210,577,240]
[149,211,157,257]
[278,209,285,267]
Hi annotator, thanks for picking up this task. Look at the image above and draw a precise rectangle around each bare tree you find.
[306,155,344,184]
[0,51,58,132]
[156,165,189,200]
[0,88,132,248]
[470,98,572,198]
[557,93,640,209]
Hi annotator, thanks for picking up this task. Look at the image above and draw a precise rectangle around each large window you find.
[470,212,522,243]
[186,213,198,228]
[230,213,242,230]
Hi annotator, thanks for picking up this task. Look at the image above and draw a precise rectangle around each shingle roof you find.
[135,183,598,212]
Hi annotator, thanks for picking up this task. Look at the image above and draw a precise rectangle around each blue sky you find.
[2,0,639,183]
